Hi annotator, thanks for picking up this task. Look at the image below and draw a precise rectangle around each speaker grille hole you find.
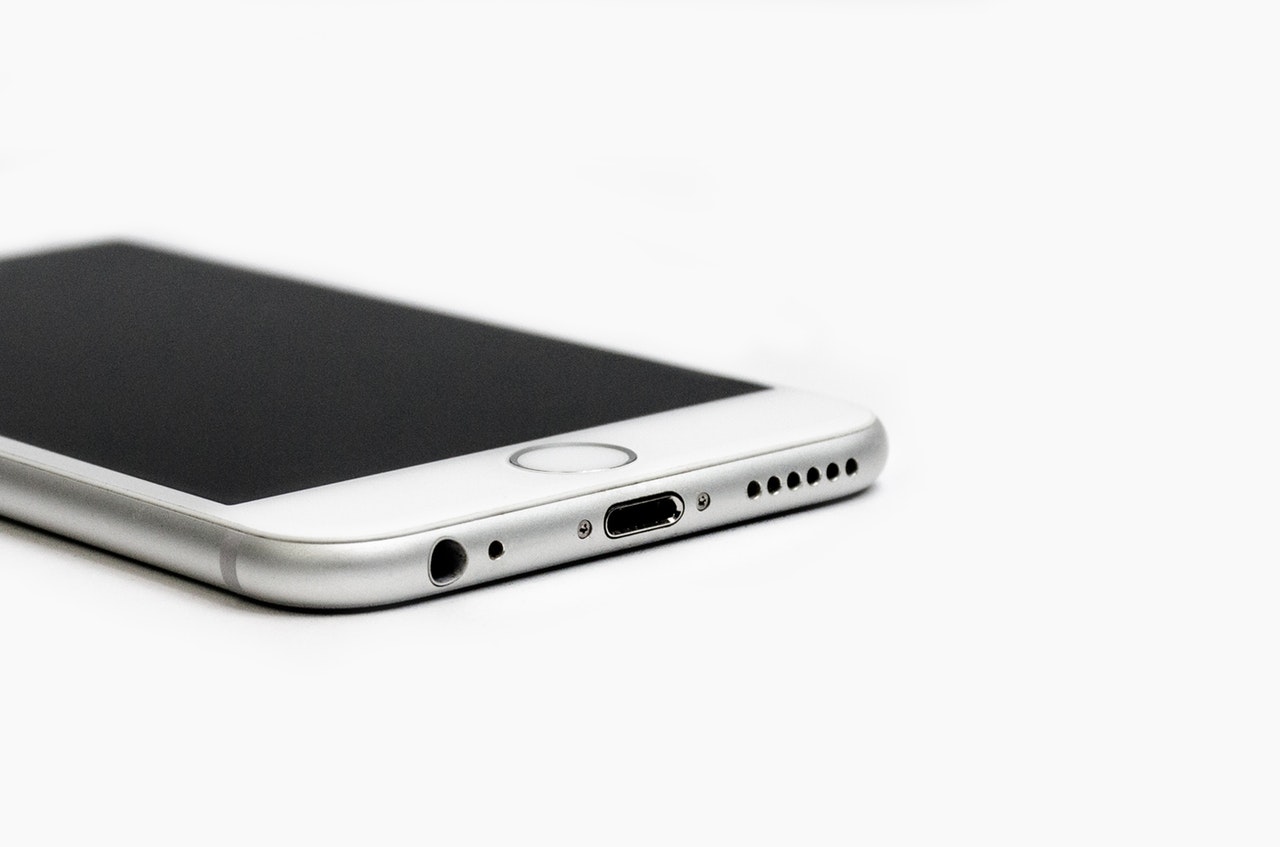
[750,456,857,504]
[430,539,467,586]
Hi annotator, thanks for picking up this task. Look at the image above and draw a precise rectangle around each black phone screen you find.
[0,243,763,504]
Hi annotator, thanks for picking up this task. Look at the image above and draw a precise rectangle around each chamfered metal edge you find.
[0,419,887,609]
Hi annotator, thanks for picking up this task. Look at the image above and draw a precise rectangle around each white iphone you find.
[0,242,887,609]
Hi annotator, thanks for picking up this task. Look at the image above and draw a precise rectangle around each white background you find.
[1,1,1277,844]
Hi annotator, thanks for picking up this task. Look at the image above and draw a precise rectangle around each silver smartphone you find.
[0,242,887,609]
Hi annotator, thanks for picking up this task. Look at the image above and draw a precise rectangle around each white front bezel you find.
[0,387,876,543]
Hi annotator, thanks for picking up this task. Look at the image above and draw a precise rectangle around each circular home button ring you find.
[509,442,637,474]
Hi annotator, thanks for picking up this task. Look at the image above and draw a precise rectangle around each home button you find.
[509,443,637,473]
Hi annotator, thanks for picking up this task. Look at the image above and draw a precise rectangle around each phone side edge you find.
[1,417,885,608]
[232,418,888,607]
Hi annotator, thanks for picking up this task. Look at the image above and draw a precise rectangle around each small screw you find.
[696,492,711,511]
[577,519,592,539]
